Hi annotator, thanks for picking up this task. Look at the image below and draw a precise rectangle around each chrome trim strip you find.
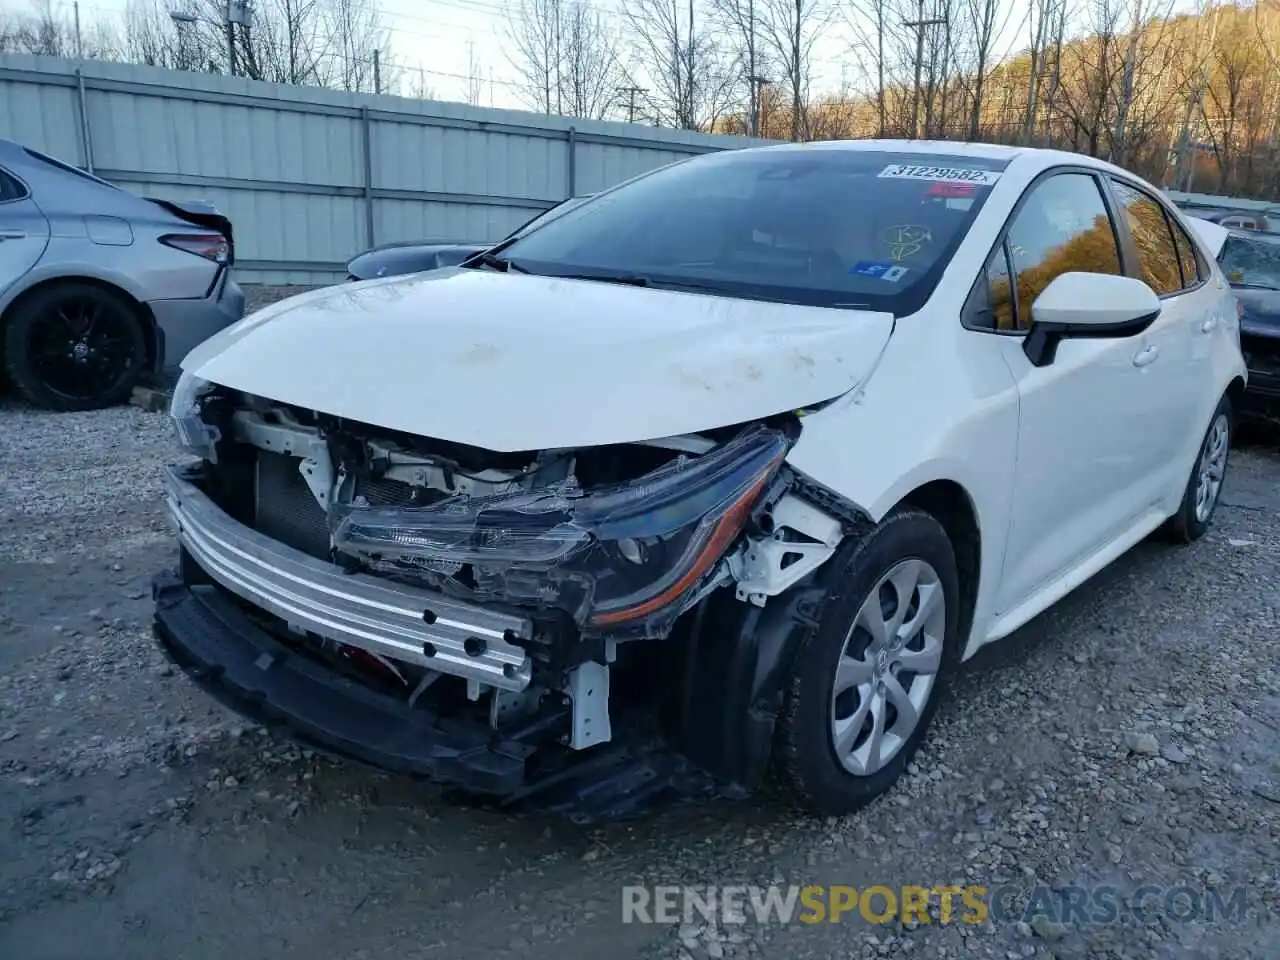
[163,465,534,691]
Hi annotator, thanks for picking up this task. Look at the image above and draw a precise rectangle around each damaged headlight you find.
[331,426,791,636]
[168,369,218,461]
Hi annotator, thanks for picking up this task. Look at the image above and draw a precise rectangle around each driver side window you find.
[968,173,1123,334]
[1006,174,1122,331]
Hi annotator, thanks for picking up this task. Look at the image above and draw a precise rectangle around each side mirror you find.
[1023,272,1161,367]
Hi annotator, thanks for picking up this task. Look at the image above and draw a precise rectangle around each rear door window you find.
[1109,179,1183,295]
[1169,218,1202,288]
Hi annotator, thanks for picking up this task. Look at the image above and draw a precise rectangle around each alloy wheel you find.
[829,558,946,776]
[25,296,139,403]
[1194,413,1229,523]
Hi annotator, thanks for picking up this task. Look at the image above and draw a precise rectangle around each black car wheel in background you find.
[3,282,149,410]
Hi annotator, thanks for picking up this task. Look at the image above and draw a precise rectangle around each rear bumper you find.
[148,275,246,370]
[1244,364,1280,400]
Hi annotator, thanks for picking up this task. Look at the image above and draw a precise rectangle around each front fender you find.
[781,342,1021,657]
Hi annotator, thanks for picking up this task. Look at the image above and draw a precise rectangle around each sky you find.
[0,0,1197,118]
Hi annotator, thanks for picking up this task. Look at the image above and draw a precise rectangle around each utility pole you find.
[226,0,250,77]
[903,2,946,139]
[748,75,771,138]
[225,1,237,76]
[73,1,82,58]
[747,0,758,135]
[171,10,197,70]
[373,50,381,94]
[617,86,648,123]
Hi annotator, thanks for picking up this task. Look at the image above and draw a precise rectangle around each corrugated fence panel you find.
[573,142,695,194]
[0,75,82,164]
[0,54,772,284]
[375,198,541,246]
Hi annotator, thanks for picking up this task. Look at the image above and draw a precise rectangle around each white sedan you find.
[157,140,1245,820]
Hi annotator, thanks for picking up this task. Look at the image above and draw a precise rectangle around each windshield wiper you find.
[1230,280,1280,291]
[557,272,651,287]
[465,252,530,274]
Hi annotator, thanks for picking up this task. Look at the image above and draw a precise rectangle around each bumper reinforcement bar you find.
[162,463,534,692]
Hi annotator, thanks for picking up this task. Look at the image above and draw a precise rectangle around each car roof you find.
[718,138,1140,180]
[1226,227,1280,244]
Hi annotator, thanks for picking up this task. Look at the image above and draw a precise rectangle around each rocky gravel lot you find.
[0,385,1277,960]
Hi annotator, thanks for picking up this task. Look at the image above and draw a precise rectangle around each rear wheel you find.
[1162,395,1232,543]
[775,508,961,815]
[3,283,148,411]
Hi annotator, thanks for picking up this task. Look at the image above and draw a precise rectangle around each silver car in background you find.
[0,138,244,410]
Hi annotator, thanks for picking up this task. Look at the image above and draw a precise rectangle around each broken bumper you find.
[160,463,535,692]
[153,572,534,793]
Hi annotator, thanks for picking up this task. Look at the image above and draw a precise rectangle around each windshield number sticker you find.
[850,261,909,282]
[879,164,1001,185]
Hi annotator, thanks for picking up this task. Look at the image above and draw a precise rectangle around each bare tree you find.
[1,0,74,57]
[560,1,625,118]
[623,0,737,129]
[323,0,391,92]
[464,39,484,106]
[710,0,766,134]
[506,0,564,113]
[846,0,918,137]
[405,63,437,100]
[757,0,832,139]
[961,0,1012,138]
[274,0,329,85]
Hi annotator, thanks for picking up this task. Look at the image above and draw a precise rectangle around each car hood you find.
[182,268,895,451]
[1187,216,1230,259]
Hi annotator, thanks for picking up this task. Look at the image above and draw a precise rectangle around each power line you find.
[616,84,647,122]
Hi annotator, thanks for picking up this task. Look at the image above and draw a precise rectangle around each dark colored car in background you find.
[1219,228,1280,421]
[344,194,595,282]
[345,241,485,282]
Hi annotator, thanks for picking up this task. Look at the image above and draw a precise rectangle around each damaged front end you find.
[330,423,790,638]
[155,373,855,820]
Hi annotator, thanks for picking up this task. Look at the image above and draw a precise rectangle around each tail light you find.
[161,233,229,264]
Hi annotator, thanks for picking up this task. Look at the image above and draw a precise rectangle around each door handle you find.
[0,230,26,240]
[1199,317,1218,333]
[1132,344,1160,367]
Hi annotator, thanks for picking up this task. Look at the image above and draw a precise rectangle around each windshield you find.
[498,148,1008,312]
[1221,234,1280,290]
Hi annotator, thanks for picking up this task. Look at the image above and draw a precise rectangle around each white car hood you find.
[1186,216,1230,259]
[183,268,895,451]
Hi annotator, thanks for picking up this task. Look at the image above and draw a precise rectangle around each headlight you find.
[169,369,219,460]
[331,426,791,637]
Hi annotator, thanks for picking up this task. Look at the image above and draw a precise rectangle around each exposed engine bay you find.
[163,383,857,815]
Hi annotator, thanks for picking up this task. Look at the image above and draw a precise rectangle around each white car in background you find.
[154,141,1245,822]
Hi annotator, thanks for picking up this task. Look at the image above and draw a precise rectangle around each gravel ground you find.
[244,284,320,313]
[0,398,1277,960]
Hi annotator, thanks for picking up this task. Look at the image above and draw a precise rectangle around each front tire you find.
[775,508,961,815]
[1162,395,1232,544]
[2,283,148,411]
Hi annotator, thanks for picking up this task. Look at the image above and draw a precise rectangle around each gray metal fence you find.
[0,54,767,284]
